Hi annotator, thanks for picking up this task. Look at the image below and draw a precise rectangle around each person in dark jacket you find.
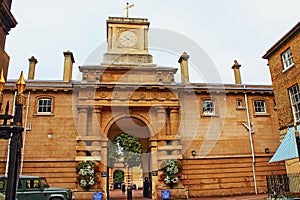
[143,177,149,197]
[121,181,126,195]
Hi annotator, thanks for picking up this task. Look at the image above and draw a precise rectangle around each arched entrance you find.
[106,116,152,199]
[112,170,124,190]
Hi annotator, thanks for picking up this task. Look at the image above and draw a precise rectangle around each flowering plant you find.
[76,161,100,190]
[160,160,182,188]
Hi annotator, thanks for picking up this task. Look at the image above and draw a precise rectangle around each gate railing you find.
[266,173,300,198]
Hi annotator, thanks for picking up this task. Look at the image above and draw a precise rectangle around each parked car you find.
[0,175,72,200]
[0,192,4,200]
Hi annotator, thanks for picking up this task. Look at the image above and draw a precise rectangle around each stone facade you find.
[0,16,287,199]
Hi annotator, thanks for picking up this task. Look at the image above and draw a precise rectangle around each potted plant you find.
[160,160,182,189]
[76,161,100,191]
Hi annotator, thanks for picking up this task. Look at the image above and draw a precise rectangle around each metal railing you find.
[266,173,300,198]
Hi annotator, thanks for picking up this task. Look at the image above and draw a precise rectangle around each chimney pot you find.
[178,52,190,84]
[63,50,75,82]
[232,60,242,84]
[28,56,38,80]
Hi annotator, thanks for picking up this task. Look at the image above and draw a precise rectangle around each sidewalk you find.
[189,194,268,200]
[108,189,268,200]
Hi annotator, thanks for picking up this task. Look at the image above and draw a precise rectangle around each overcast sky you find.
[5,0,300,84]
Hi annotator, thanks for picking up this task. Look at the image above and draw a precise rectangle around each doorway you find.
[106,116,152,199]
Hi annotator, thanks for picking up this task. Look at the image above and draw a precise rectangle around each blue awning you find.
[269,125,300,163]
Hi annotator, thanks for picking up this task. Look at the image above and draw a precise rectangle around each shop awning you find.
[269,126,300,163]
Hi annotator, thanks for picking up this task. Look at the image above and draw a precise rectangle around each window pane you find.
[0,180,4,190]
[254,100,266,113]
[37,98,52,113]
[282,48,294,69]
[289,85,300,121]
[203,100,215,114]
[237,100,243,107]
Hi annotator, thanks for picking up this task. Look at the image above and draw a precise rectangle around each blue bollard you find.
[93,192,103,200]
[161,190,170,200]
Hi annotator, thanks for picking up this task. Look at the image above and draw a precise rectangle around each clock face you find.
[118,30,138,48]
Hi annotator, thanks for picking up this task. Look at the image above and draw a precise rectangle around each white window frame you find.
[254,100,266,113]
[289,84,300,121]
[237,99,243,108]
[202,100,215,114]
[37,98,52,114]
[282,48,294,70]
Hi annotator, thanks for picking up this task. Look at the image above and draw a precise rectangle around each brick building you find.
[0,16,286,199]
[263,21,300,173]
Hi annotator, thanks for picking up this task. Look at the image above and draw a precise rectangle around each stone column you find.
[156,106,167,135]
[100,138,108,197]
[77,106,88,157]
[169,107,179,136]
[92,106,102,136]
[150,140,158,199]
[77,106,88,136]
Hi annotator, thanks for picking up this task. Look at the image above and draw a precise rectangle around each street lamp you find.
[14,71,26,126]
[0,70,6,109]
[0,71,26,200]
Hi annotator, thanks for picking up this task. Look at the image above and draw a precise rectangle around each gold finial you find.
[125,2,134,18]
[0,70,5,92]
[16,71,26,94]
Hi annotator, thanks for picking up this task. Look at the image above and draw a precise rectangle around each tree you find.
[113,170,124,183]
[110,133,142,168]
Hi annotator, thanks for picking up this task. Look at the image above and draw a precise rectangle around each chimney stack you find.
[63,50,75,82]
[232,60,242,84]
[178,52,190,84]
[28,56,38,80]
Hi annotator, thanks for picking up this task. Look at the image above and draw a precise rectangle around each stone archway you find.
[106,116,152,199]
[112,170,124,190]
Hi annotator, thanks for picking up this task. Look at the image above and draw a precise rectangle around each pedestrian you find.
[143,177,149,197]
[121,181,126,195]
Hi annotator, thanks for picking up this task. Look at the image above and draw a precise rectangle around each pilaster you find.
[156,106,167,135]
[169,107,179,136]
[91,106,102,136]
[77,106,88,137]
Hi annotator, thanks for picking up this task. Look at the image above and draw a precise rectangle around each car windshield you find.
[39,178,49,188]
[0,180,4,191]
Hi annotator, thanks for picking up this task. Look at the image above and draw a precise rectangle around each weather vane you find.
[125,2,134,18]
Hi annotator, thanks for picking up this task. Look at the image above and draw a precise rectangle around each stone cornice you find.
[0,1,17,34]
[262,21,300,59]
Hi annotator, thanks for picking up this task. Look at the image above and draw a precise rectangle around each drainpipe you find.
[5,91,17,176]
[20,91,31,175]
[243,85,258,194]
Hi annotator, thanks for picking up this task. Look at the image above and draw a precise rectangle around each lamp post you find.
[0,70,5,109]
[0,71,25,200]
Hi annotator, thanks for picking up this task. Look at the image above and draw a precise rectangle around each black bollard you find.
[127,188,132,200]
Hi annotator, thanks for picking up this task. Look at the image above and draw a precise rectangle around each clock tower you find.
[103,17,153,65]
[79,16,177,84]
